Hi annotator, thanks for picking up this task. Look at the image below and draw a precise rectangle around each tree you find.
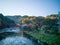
[42,14,59,34]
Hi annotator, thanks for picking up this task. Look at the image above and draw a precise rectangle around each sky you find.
[0,0,60,16]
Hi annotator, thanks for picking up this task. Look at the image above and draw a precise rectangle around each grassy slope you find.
[24,30,60,45]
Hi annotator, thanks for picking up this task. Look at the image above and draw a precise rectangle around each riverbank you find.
[22,30,60,45]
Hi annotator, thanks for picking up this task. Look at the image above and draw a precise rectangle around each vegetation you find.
[1,13,60,45]
[20,14,60,45]
[0,13,15,29]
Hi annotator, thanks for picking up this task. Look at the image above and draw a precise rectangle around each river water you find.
[0,27,34,45]
[0,36,34,45]
[0,27,45,45]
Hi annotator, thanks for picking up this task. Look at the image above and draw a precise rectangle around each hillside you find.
[0,14,16,29]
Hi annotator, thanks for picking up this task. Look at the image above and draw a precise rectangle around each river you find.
[0,27,44,45]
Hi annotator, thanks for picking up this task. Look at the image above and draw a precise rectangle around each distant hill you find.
[5,15,29,24]
[6,15,22,24]
[0,14,15,29]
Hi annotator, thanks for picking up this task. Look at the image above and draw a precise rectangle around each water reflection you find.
[0,27,20,33]
[0,36,34,45]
